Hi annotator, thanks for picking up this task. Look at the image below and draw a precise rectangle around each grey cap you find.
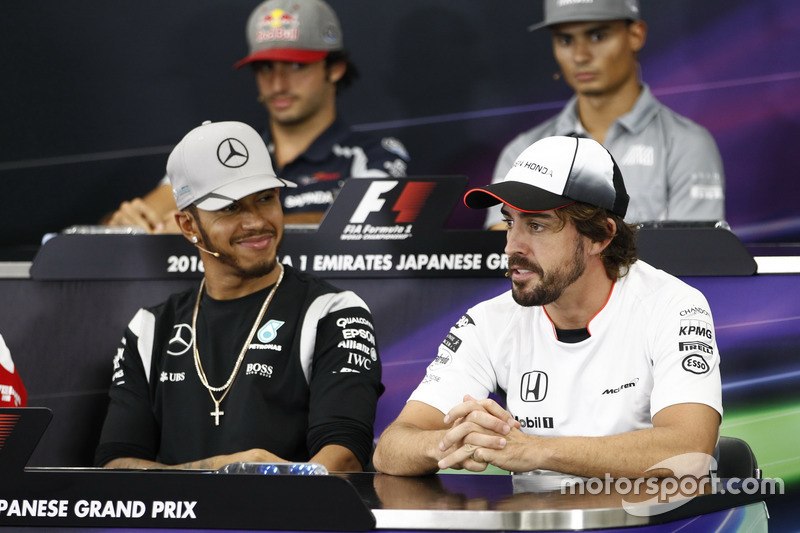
[464,136,629,217]
[168,121,296,211]
[529,0,641,31]
[235,0,343,68]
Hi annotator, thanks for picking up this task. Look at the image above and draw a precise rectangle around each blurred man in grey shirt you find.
[485,0,725,230]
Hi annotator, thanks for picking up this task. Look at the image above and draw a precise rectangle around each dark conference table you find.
[0,408,774,531]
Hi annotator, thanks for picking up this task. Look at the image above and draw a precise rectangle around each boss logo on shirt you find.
[246,363,274,378]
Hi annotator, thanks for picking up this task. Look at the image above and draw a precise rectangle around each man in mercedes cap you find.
[484,0,725,229]
[374,136,722,478]
[95,120,384,472]
[103,0,409,232]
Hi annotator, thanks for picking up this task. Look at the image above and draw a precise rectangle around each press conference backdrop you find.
[2,0,799,248]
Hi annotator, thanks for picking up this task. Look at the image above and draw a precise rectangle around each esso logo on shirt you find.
[682,355,710,374]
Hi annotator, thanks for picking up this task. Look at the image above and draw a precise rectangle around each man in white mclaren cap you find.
[374,136,722,479]
[484,0,725,229]
[96,120,384,472]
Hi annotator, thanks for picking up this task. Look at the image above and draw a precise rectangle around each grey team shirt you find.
[485,84,725,228]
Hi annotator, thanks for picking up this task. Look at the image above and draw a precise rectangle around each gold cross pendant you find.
[210,401,224,426]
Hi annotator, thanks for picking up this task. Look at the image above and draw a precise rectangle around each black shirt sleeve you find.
[94,315,160,466]
[305,299,384,470]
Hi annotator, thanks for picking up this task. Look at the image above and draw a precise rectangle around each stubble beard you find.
[510,238,587,307]
[197,225,282,281]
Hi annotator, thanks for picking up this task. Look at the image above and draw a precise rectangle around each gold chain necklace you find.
[191,263,284,426]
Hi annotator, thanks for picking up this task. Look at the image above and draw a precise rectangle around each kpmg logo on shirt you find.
[520,371,548,402]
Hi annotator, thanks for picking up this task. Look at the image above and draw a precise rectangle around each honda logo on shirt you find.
[520,371,548,402]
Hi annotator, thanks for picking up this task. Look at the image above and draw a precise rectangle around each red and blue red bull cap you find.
[235,0,344,68]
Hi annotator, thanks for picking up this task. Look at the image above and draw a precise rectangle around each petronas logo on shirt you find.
[257,320,285,344]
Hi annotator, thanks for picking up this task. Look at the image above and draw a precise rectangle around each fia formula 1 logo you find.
[350,180,436,224]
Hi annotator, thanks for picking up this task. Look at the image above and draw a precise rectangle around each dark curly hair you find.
[325,50,359,93]
[553,202,639,280]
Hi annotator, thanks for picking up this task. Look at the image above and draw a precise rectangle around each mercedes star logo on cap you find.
[217,138,249,168]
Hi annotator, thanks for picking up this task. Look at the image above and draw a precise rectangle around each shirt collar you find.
[261,117,350,166]
[552,83,659,137]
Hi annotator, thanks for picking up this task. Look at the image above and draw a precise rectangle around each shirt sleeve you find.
[408,308,499,414]
[304,292,384,469]
[351,136,410,179]
[664,118,726,221]
[648,286,723,419]
[94,309,160,467]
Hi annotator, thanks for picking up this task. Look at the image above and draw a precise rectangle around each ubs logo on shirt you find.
[520,371,548,402]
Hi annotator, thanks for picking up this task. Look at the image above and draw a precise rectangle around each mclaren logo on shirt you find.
[520,371,548,402]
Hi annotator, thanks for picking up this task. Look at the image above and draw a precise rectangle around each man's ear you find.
[628,20,647,53]
[326,60,347,84]
[592,217,618,257]
[175,210,196,242]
